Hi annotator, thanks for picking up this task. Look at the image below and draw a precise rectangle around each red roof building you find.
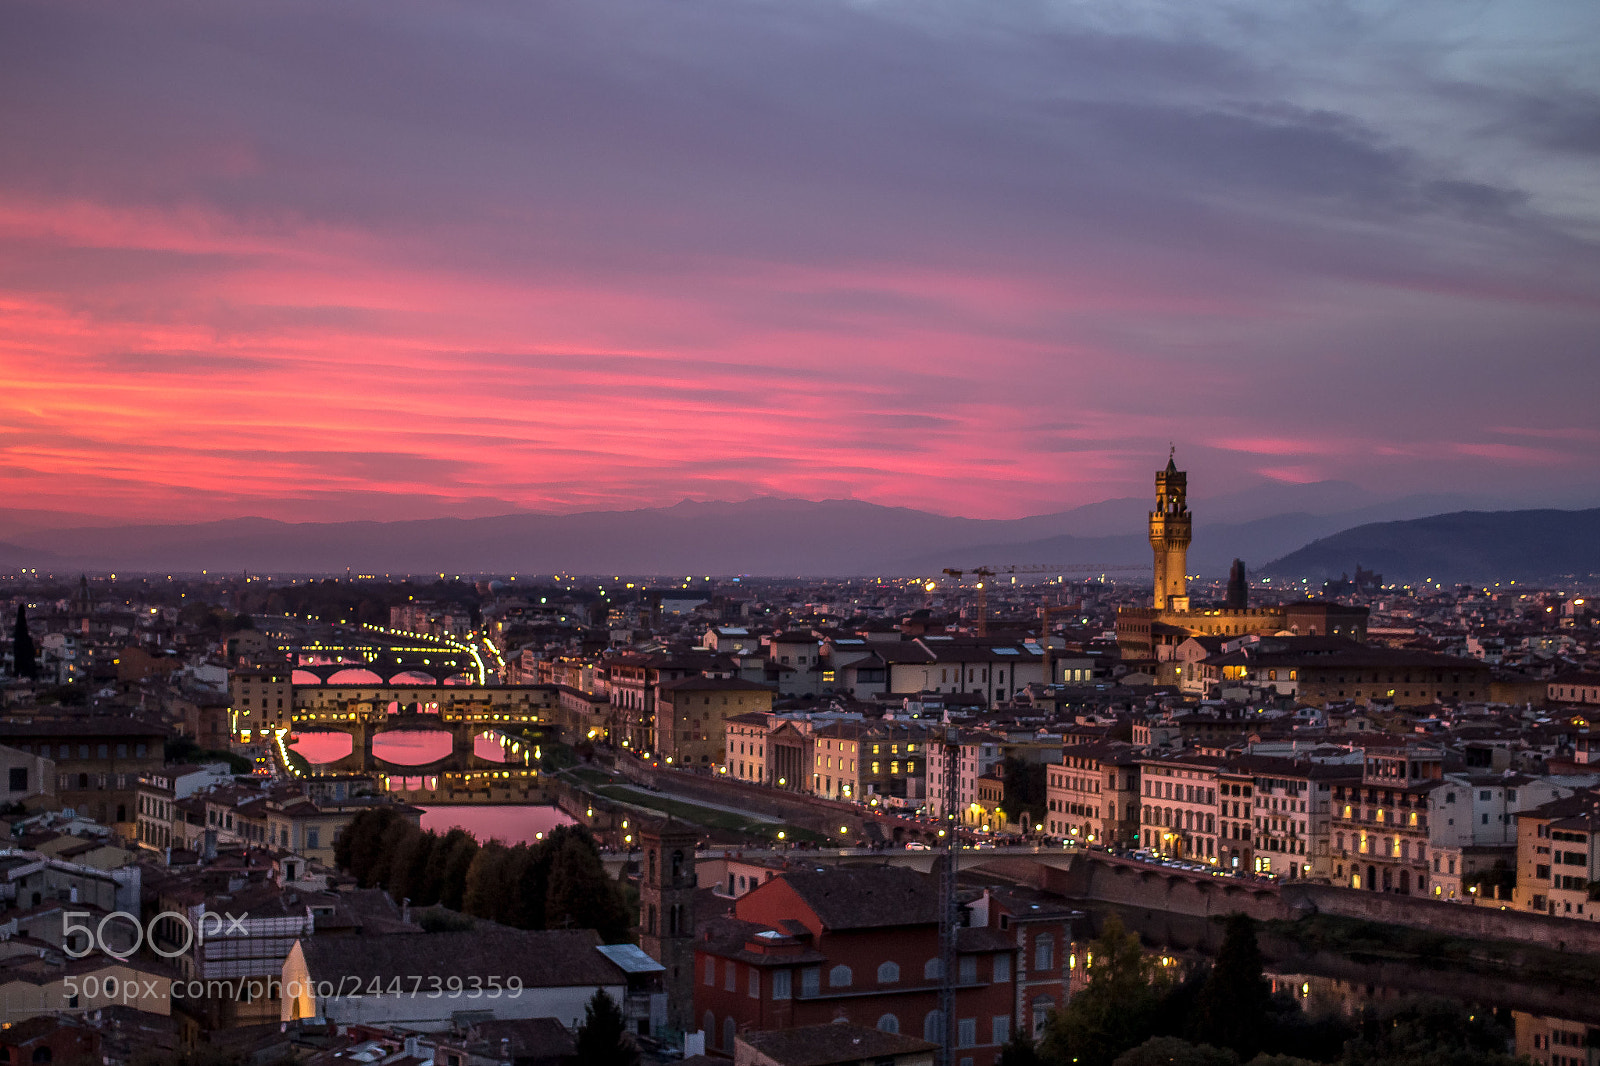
[694,866,1071,1066]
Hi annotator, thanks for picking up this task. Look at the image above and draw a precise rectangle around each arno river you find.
[418,803,575,846]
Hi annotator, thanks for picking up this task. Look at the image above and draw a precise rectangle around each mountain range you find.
[1259,509,1600,585]
[0,482,1590,580]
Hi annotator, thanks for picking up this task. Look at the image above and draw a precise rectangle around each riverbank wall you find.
[977,850,1600,957]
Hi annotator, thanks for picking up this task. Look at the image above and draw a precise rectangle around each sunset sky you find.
[2,0,1598,524]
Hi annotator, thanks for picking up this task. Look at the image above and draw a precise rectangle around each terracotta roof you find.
[449,1017,575,1060]
[773,866,937,930]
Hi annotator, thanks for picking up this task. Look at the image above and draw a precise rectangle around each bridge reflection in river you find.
[289,728,517,766]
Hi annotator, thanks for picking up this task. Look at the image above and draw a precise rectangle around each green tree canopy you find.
[1041,914,1172,1066]
[1115,1037,1238,1066]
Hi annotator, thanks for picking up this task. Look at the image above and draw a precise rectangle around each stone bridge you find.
[289,662,467,684]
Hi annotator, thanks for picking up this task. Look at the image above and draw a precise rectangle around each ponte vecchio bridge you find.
[283,682,558,776]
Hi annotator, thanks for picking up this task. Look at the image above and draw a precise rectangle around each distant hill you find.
[0,493,1584,579]
[1260,509,1600,585]
[0,499,1059,576]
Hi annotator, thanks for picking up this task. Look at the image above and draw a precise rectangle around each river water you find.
[1083,902,1598,1061]
[418,804,575,846]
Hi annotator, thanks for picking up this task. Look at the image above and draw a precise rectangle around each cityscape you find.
[2,3,1599,1066]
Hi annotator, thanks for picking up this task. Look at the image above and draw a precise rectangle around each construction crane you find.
[942,562,1149,637]
[936,725,961,1066]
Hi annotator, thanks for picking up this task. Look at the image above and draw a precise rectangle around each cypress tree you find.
[437,830,480,911]
[12,605,36,680]
[1189,913,1271,1059]
[574,989,639,1066]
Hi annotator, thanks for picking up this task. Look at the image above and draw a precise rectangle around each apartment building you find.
[1136,753,1224,862]
[1044,742,1141,847]
[1514,790,1600,919]
[656,676,774,768]
[1328,746,1442,894]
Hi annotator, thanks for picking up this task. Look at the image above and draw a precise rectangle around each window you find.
[1031,994,1056,1036]
[772,969,791,1000]
[724,960,737,992]
[8,768,26,792]
[993,953,1011,983]
[877,1014,900,1034]
[877,961,900,984]
[802,966,821,997]
[306,829,319,850]
[829,964,852,988]
[924,958,943,981]
[1034,934,1054,971]
[958,955,977,984]
[748,968,760,998]
[993,1016,1011,1046]
[924,1010,945,1043]
[958,1018,977,1047]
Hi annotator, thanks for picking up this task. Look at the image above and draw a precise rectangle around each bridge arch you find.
[326,667,385,685]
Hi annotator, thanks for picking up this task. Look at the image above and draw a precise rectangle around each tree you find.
[1041,915,1171,1066]
[999,1032,1046,1066]
[1115,1038,1238,1066]
[1340,998,1520,1066]
[1002,756,1048,826]
[436,829,480,911]
[334,808,404,886]
[387,828,440,907]
[546,834,631,942]
[1190,914,1271,1059]
[574,988,640,1066]
[12,605,36,680]
[462,842,515,921]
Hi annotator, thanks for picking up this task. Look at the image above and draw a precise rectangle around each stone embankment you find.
[994,850,1600,957]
